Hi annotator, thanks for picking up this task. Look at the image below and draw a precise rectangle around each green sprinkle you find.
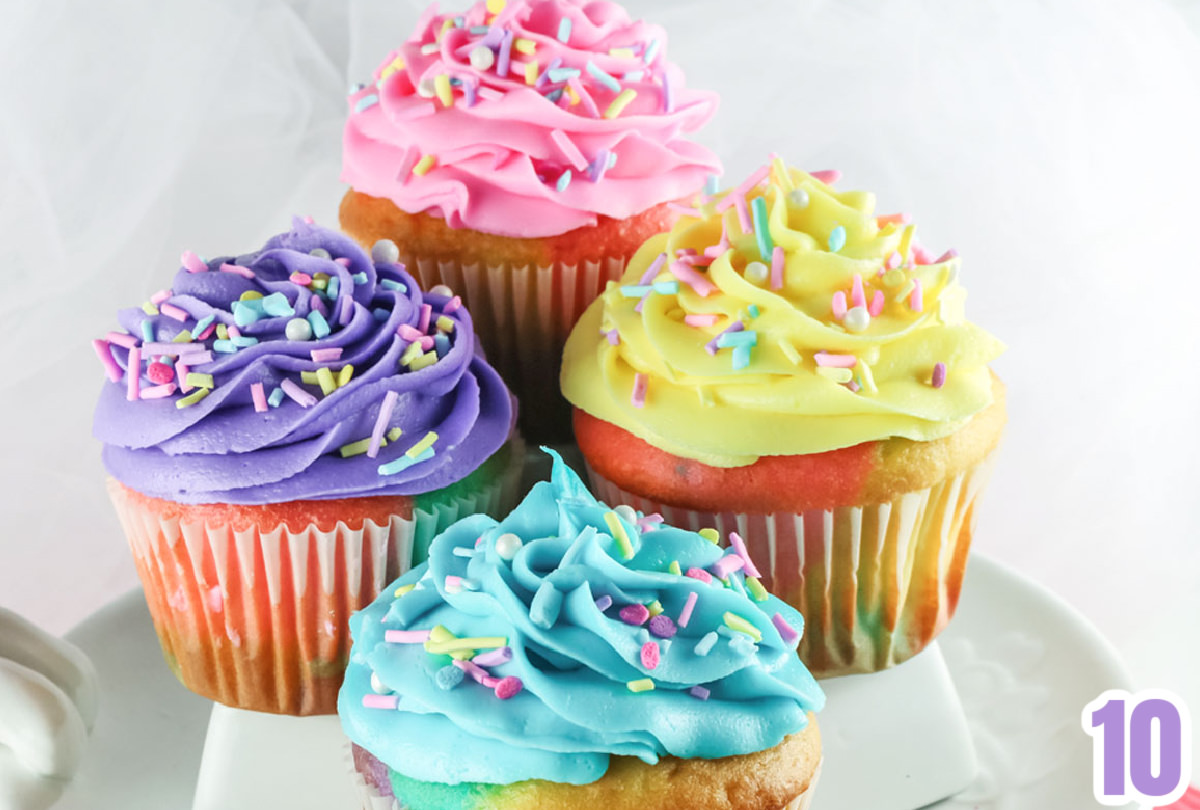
[409,351,438,371]
[604,511,634,559]
[723,611,763,642]
[176,388,210,409]
[751,196,773,262]
[698,528,720,544]
[647,600,663,617]
[746,577,769,602]
[172,330,194,344]
[668,560,682,576]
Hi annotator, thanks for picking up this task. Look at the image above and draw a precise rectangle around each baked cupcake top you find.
[561,159,1005,466]
[92,219,512,504]
[339,450,823,785]
[342,0,720,239]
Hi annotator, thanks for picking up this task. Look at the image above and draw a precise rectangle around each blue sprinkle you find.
[326,276,340,301]
[620,284,652,297]
[307,311,331,339]
[751,196,773,262]
[193,314,215,335]
[556,17,572,42]
[354,93,380,113]
[435,665,464,691]
[547,67,581,83]
[352,272,368,285]
[267,386,285,408]
[546,88,564,103]
[231,335,259,348]
[623,70,645,82]
[380,279,407,292]
[378,446,434,476]
[555,170,572,193]
[704,174,720,197]
[694,631,718,657]
[451,546,476,558]
[231,300,262,328]
[651,281,679,295]
[747,304,760,318]
[643,38,661,64]
[348,82,366,94]
[433,333,450,358]
[213,339,238,354]
[717,330,758,348]
[140,319,155,343]
[453,15,464,27]
[731,344,752,370]
[469,25,489,34]
[829,225,847,253]
[608,152,618,168]
[585,60,620,92]
[373,308,390,321]
[259,292,295,317]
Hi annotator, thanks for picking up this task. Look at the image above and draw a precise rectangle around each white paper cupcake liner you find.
[586,454,998,677]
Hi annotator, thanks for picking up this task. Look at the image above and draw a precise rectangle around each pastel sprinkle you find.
[910,279,924,312]
[605,329,619,345]
[716,330,756,349]
[667,560,682,576]
[92,340,123,383]
[185,372,213,389]
[811,169,841,184]
[851,274,867,309]
[140,320,155,343]
[556,17,572,42]
[711,555,745,580]
[831,290,848,320]
[932,362,947,389]
[631,373,647,408]
[684,314,720,328]
[689,686,711,701]
[426,636,507,654]
[619,604,650,626]
[603,510,635,559]
[496,30,513,77]
[354,94,380,113]
[729,532,762,578]
[869,289,886,317]
[280,378,317,408]
[362,694,398,710]
[828,225,847,253]
[406,430,438,458]
[647,600,663,617]
[139,382,176,399]
[473,647,512,667]
[307,311,331,339]
[648,615,676,639]
[698,528,720,544]
[640,641,660,669]
[585,60,620,92]
[669,261,717,297]
[751,196,773,262]
[181,251,207,273]
[106,331,138,349]
[555,170,572,192]
[878,213,911,226]
[267,387,285,408]
[125,347,142,400]
[772,613,800,645]
[677,591,699,628]
[626,678,655,693]
[494,676,523,700]
[524,60,539,85]
[605,88,637,119]
[816,366,854,384]
[686,567,713,584]
[693,632,718,656]
[368,390,399,458]
[723,612,763,642]
[315,366,336,395]
[745,577,769,602]
[594,594,613,612]
[815,352,857,368]
[310,347,343,363]
[176,388,209,409]
[385,629,432,643]
[777,339,801,365]
[413,154,437,176]
[770,245,786,290]
[393,583,415,598]
[219,263,255,279]
[643,38,660,64]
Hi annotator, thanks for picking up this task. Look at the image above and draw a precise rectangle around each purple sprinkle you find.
[463,80,478,107]
[932,362,947,388]
[536,57,563,89]
[496,30,513,78]
[589,149,611,183]
[481,26,505,48]
[619,604,650,626]
[368,390,399,459]
[633,291,652,313]
[705,320,744,356]
[648,614,676,639]
[338,293,354,326]
[280,378,318,408]
[473,647,512,667]
[310,293,327,318]
[605,329,619,346]
[772,612,800,645]
[662,68,674,113]
[639,252,668,286]
[689,686,710,701]
[594,594,614,612]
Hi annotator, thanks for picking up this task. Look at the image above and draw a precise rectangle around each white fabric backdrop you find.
[2,0,1198,774]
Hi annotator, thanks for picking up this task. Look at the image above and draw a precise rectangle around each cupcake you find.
[561,160,1006,677]
[92,219,521,715]
[339,0,721,440]
[339,450,824,810]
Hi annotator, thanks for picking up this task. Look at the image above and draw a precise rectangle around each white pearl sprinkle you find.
[370,672,391,695]
[285,317,313,341]
[371,239,400,265]
[744,261,770,286]
[788,189,810,209]
[470,46,496,72]
[614,505,638,524]
[417,77,437,98]
[494,532,523,561]
[429,284,453,297]
[308,248,331,260]
[844,306,870,333]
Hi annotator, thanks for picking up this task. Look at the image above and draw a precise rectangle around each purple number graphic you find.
[1129,698,1183,796]
[1091,698,1127,796]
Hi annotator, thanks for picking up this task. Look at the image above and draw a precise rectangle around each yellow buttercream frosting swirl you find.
[560,160,1005,467]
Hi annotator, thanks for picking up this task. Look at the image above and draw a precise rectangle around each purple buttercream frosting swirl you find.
[93,219,513,504]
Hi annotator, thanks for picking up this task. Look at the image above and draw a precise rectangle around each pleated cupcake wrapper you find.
[404,254,626,441]
[109,474,509,716]
[347,749,822,810]
[587,454,998,677]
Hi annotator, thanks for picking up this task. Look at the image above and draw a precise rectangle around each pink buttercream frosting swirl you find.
[342,0,721,238]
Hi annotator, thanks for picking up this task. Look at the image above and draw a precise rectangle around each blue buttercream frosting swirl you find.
[338,449,824,785]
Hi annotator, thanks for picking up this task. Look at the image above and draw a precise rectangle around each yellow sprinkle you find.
[698,528,720,545]
[486,0,505,13]
[894,279,917,305]
[647,600,663,617]
[745,577,769,602]
[816,366,853,384]
[176,388,209,409]
[609,47,635,59]
[858,360,878,394]
[514,37,536,55]
[387,427,403,442]
[604,88,637,119]
[777,339,802,366]
[141,302,159,316]
[898,225,915,263]
[301,370,319,384]
[406,430,438,459]
[565,84,580,105]
[524,60,538,86]
[394,583,415,598]
[434,74,453,108]
[185,372,214,389]
[310,277,328,291]
[428,625,456,644]
[723,612,763,642]
[626,679,655,693]
[216,323,229,340]
[339,438,372,458]
[667,560,682,576]
[409,351,438,371]
[337,364,354,388]
[440,18,455,35]
[316,366,337,396]
[603,511,634,559]
[435,315,455,333]
[771,156,795,192]
[171,330,194,344]
[413,154,437,176]
[313,272,329,282]
[425,636,507,654]
[400,341,425,367]
[882,268,906,287]
[239,290,263,301]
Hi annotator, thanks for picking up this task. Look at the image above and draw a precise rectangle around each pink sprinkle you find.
[196,323,217,341]
[106,331,138,349]
[689,686,710,701]
[139,383,176,399]
[362,694,399,710]
[280,378,317,408]
[772,612,800,645]
[869,289,885,317]
[368,390,399,458]
[384,629,432,643]
[444,575,464,591]
[452,659,491,685]
[770,245,785,290]
[640,641,660,670]
[227,324,242,339]
[716,165,770,212]
[482,675,501,689]
[176,360,192,393]
[847,380,861,393]
[910,279,924,313]
[302,215,315,224]
[673,253,708,267]
[147,361,174,384]
[150,289,172,306]
[219,262,255,279]
[494,676,523,700]
[731,195,752,234]
[605,329,620,345]
[684,314,720,328]
[831,291,848,320]
[677,591,699,628]
[620,604,650,626]
[473,647,512,667]
[160,303,189,322]
[418,304,432,334]
[126,347,141,401]
[911,243,934,265]
[567,76,599,118]
[290,272,312,286]
[686,567,713,584]
[711,554,745,580]
[886,252,902,269]
[334,257,351,267]
[851,274,866,309]
[310,347,343,363]
[932,362,947,389]
[935,249,959,263]
[669,261,718,297]
[181,250,207,273]
[810,169,841,185]
[92,340,123,383]
[445,295,462,313]
[814,352,856,368]
[728,532,762,578]
[638,513,664,532]
[398,324,425,341]
[631,373,647,408]
[140,341,207,356]
[251,382,268,413]
[877,213,911,226]
[418,335,434,351]
[550,129,589,171]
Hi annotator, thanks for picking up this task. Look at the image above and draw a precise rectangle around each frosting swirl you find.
[338,450,823,785]
[342,0,720,238]
[93,219,513,504]
[561,161,1005,465]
